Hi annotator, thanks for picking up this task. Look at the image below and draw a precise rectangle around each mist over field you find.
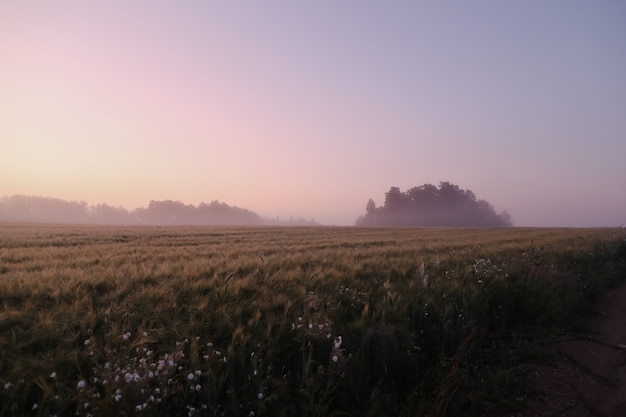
[1,2,625,227]
[0,195,318,226]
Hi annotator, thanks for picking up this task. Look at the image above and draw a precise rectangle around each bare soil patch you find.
[514,283,626,417]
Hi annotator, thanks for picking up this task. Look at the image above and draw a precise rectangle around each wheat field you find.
[1,224,625,416]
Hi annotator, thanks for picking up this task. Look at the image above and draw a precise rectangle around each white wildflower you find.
[334,336,342,349]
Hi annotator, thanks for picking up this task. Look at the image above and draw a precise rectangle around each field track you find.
[515,282,626,417]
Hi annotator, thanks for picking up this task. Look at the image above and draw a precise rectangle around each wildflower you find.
[32,403,38,411]
[258,392,264,400]
[77,380,86,390]
[195,384,202,391]
[136,404,143,412]
[125,372,140,383]
[142,332,148,337]
[84,338,91,346]
[334,336,342,349]
[50,372,57,379]
[332,355,338,363]
[4,382,11,390]
[187,373,195,381]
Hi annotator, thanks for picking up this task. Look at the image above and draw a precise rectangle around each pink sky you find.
[1,2,625,226]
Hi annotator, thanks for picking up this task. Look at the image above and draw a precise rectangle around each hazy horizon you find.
[2,2,625,227]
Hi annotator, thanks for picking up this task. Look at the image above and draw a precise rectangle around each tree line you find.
[355,182,512,227]
[0,195,263,226]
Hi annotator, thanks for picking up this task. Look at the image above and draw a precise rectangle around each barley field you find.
[1,224,625,417]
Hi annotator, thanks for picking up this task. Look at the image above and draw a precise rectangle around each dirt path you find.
[515,284,626,417]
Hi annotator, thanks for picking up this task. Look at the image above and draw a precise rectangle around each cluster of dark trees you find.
[355,182,513,227]
[0,195,264,226]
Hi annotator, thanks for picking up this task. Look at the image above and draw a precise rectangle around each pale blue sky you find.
[1,1,625,226]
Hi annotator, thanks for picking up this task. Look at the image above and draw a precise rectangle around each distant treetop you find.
[355,182,513,227]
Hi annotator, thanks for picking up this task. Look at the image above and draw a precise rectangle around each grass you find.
[0,224,625,416]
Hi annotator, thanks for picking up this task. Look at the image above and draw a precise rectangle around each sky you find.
[1,1,625,227]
